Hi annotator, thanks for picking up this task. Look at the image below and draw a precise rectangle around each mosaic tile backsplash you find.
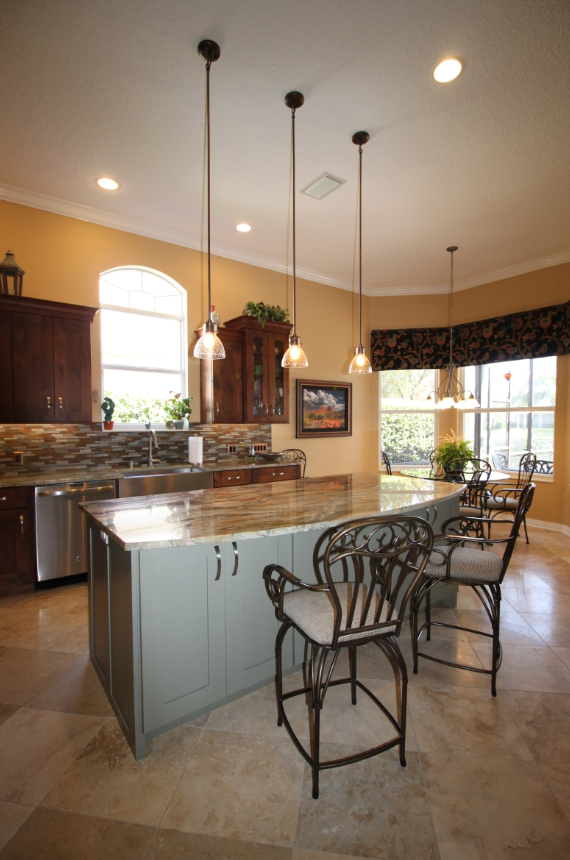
[0,424,272,477]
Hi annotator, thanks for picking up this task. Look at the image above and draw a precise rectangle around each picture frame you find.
[296,380,352,439]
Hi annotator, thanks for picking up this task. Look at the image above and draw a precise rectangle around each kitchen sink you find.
[118,465,213,498]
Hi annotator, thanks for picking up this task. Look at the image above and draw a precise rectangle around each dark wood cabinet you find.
[199,316,292,425]
[0,487,36,596]
[0,295,98,424]
[212,464,301,487]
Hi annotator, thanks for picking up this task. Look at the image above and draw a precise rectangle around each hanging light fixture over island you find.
[282,91,308,369]
[194,39,225,361]
[349,131,372,375]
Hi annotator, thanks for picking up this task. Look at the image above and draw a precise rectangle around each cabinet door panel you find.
[0,505,36,593]
[268,334,289,423]
[54,318,91,422]
[213,337,243,423]
[226,536,294,696]
[244,331,269,422]
[0,311,12,422]
[139,545,226,733]
[12,313,54,423]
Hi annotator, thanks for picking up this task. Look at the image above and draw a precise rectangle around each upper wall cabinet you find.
[199,315,292,425]
[0,295,98,424]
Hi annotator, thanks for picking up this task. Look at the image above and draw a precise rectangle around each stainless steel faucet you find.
[145,424,160,467]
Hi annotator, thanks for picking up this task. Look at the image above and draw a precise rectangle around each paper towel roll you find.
[188,436,203,465]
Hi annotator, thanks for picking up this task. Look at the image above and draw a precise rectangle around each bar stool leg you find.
[275,621,290,727]
[426,587,432,642]
[349,646,357,705]
[310,644,322,800]
[491,592,500,697]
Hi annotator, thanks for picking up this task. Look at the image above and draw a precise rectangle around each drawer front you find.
[0,487,30,510]
[213,469,252,488]
[253,465,300,484]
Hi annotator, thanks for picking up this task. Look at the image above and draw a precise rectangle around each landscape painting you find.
[296,381,352,438]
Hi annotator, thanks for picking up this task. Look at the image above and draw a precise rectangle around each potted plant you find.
[432,431,474,474]
[101,396,115,430]
[166,392,192,429]
[242,302,289,327]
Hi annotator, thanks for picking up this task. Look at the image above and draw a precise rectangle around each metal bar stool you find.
[412,483,535,696]
[263,515,433,798]
[280,449,307,478]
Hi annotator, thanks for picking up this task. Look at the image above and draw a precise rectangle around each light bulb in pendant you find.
[194,321,226,360]
[349,346,372,374]
[282,335,308,368]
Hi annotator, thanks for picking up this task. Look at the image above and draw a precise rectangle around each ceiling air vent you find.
[301,173,345,200]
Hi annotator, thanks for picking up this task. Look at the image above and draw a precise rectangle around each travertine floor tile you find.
[0,609,53,649]
[0,705,18,729]
[183,711,211,727]
[0,584,87,614]
[410,684,532,759]
[520,613,570,647]
[0,647,80,705]
[162,729,304,846]
[502,691,570,763]
[454,608,545,646]
[27,656,113,717]
[293,851,369,860]
[295,747,438,859]
[404,639,490,689]
[472,642,570,693]
[147,829,293,859]
[502,588,570,615]
[539,762,570,822]
[552,647,570,670]
[0,806,154,859]
[43,720,200,826]
[0,707,104,805]
[0,802,34,852]
[422,752,570,859]
[207,680,309,739]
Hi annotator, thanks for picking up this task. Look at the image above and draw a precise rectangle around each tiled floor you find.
[1,527,570,858]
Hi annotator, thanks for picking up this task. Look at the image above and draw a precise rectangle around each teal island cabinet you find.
[80,473,464,759]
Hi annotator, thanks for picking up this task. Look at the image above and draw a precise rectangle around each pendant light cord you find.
[206,59,212,324]
[291,106,297,338]
[358,143,363,349]
[449,248,454,367]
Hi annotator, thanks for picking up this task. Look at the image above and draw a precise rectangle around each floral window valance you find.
[370,300,570,371]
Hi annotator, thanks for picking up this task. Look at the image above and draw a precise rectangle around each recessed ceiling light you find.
[236,223,251,232]
[433,58,462,83]
[97,177,119,190]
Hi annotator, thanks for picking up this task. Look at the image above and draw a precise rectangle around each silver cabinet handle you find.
[100,530,109,544]
[0,496,6,501]
[215,402,220,418]
[270,404,275,417]
[59,397,63,410]
[214,545,222,581]
[231,541,238,576]
[19,514,24,534]
[47,396,51,409]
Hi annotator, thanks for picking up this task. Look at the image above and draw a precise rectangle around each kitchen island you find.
[80,473,464,759]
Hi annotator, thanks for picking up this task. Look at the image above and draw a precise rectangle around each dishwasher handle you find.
[37,483,116,498]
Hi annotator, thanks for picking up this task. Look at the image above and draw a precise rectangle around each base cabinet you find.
[0,488,36,596]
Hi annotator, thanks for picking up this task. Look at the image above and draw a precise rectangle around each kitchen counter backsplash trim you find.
[0,423,271,477]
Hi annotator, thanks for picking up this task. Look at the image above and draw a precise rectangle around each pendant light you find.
[194,40,225,361]
[349,131,372,374]
[282,91,308,369]
[426,246,480,409]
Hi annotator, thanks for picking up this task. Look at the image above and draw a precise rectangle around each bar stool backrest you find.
[499,482,536,578]
[381,451,392,475]
[518,452,537,487]
[280,449,307,478]
[322,516,433,648]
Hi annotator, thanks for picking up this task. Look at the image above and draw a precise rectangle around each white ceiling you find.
[1,0,569,295]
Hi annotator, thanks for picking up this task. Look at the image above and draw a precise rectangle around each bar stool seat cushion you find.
[425,546,503,583]
[485,497,518,511]
[283,582,397,645]
[459,505,482,518]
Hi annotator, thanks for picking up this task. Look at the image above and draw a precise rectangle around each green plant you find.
[242,301,289,327]
[433,431,474,470]
[166,392,192,421]
[101,396,115,421]
[105,393,170,423]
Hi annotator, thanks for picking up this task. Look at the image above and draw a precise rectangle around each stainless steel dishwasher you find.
[35,480,116,582]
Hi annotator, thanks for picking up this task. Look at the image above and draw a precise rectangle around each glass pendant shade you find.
[437,395,455,410]
[282,335,308,369]
[349,346,372,374]
[194,322,226,360]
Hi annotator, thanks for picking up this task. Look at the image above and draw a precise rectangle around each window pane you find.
[381,413,435,465]
[465,356,556,409]
[380,369,436,410]
[101,309,181,371]
[532,356,556,407]
[103,369,182,398]
[463,410,554,469]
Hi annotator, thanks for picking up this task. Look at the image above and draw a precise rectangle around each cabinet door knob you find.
[19,514,24,534]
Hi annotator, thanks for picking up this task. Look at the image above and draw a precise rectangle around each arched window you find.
[99,267,187,425]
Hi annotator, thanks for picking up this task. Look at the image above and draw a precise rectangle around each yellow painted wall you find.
[0,199,375,478]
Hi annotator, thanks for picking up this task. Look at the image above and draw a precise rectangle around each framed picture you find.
[296,380,352,438]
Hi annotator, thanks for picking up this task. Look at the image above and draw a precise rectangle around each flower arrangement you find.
[166,392,192,422]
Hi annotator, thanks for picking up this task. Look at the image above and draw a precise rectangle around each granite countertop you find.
[79,472,465,551]
[0,459,287,488]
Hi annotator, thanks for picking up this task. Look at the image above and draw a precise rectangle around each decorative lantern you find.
[0,251,24,295]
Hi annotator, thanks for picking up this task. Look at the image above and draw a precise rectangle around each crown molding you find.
[369,249,570,297]
[0,183,362,294]
[1,183,568,298]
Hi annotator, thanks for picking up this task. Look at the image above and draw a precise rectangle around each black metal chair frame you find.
[280,448,307,478]
[264,515,433,799]
[484,452,536,543]
[381,451,392,475]
[444,457,492,536]
[412,483,535,696]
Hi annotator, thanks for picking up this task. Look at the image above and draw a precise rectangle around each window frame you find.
[99,266,188,431]
[460,359,556,477]
[378,369,439,470]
